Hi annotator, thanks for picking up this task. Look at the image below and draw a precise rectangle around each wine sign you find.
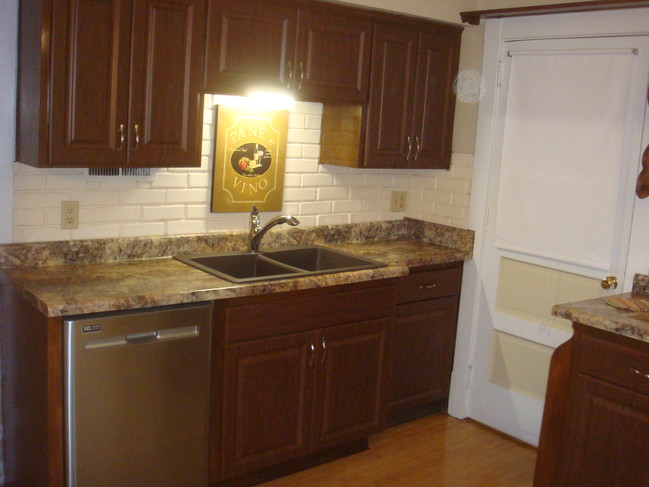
[211,106,288,212]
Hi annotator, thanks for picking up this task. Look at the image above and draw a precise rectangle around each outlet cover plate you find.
[61,201,79,229]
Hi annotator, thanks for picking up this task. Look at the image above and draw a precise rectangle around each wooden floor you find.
[259,414,536,487]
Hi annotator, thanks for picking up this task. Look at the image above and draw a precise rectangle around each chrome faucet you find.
[249,205,300,252]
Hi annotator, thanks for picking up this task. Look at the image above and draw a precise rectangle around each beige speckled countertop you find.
[0,219,473,317]
[552,274,649,343]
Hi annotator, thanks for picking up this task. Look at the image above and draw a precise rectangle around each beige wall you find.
[477,0,591,8]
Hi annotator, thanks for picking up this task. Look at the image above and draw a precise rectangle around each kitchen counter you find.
[552,274,649,343]
[0,219,473,317]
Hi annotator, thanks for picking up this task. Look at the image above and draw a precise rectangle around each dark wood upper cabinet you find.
[17,0,205,168]
[364,25,419,169]
[204,0,372,103]
[294,9,371,103]
[364,23,461,169]
[204,0,297,95]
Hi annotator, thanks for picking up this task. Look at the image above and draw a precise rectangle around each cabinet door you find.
[222,331,315,479]
[311,318,390,451]
[204,0,296,94]
[295,9,371,103]
[558,373,649,487]
[389,296,459,414]
[49,0,132,166]
[128,0,205,167]
[364,24,418,168]
[410,28,460,169]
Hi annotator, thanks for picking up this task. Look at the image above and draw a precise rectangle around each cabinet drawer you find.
[577,331,649,397]
[396,266,462,304]
[224,284,396,343]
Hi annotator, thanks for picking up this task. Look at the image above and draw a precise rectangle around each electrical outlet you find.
[61,201,79,229]
[390,191,407,212]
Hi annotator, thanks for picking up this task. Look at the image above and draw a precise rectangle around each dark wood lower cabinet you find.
[535,323,649,486]
[388,263,462,421]
[214,281,395,484]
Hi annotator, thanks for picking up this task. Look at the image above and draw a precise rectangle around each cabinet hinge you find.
[497,60,504,88]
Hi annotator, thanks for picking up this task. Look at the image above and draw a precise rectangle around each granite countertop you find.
[0,219,473,318]
[552,274,649,343]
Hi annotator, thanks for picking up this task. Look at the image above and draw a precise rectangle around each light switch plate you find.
[390,191,407,212]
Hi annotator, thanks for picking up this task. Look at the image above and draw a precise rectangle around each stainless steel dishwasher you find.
[64,303,213,487]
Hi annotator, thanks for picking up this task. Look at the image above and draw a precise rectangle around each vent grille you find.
[88,168,152,177]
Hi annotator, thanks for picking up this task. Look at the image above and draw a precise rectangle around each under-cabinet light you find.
[212,91,294,111]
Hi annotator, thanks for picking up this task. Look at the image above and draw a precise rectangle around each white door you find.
[485,35,649,348]
[463,32,649,444]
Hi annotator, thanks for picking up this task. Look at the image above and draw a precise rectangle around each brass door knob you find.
[601,276,619,290]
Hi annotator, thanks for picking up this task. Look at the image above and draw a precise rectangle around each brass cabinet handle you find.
[414,136,421,160]
[309,338,315,367]
[403,136,413,160]
[320,336,327,364]
[117,124,125,151]
[629,367,649,380]
[418,283,437,289]
[601,276,619,290]
[134,124,140,150]
[286,61,293,89]
[298,61,304,90]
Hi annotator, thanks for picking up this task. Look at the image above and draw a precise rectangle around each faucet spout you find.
[249,206,300,253]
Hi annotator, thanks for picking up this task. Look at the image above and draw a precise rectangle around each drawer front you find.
[577,331,649,397]
[396,266,462,304]
[224,284,396,343]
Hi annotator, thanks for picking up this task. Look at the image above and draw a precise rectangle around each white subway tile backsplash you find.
[302,144,321,159]
[166,220,207,235]
[151,173,189,188]
[283,188,317,202]
[317,187,349,200]
[13,208,45,226]
[12,101,473,242]
[120,190,166,205]
[305,115,321,130]
[165,189,210,203]
[287,128,321,144]
[141,205,186,221]
[93,206,141,222]
[298,201,331,215]
[332,199,362,213]
[301,174,334,187]
[121,222,167,237]
[316,214,349,225]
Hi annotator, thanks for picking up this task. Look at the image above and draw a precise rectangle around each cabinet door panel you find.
[389,296,459,412]
[559,374,649,487]
[222,332,315,479]
[312,319,389,450]
[410,29,460,169]
[296,10,371,103]
[49,0,131,166]
[364,24,417,168]
[204,0,296,94]
[129,0,204,167]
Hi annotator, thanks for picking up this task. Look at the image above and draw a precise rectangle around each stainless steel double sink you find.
[174,245,386,283]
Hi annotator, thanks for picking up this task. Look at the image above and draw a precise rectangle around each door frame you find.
[448,7,649,444]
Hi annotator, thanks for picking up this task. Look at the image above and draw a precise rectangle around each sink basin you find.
[263,246,383,273]
[174,246,385,283]
[174,252,305,283]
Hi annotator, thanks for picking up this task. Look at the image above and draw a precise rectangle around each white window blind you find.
[494,48,636,271]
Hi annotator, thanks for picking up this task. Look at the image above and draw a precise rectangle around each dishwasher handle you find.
[126,331,158,345]
[85,325,200,351]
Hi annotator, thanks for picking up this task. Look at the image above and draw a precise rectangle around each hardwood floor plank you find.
[259,414,536,486]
